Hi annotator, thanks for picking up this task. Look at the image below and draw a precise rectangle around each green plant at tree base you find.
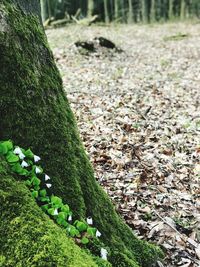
[0,140,103,247]
[0,157,110,267]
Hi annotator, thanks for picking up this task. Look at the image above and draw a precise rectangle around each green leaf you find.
[56,217,68,227]
[61,220,68,227]
[61,204,70,214]
[68,226,80,237]
[0,141,13,155]
[47,208,56,216]
[39,189,47,197]
[57,212,66,220]
[6,152,19,163]
[87,227,96,237]
[76,221,88,232]
[81,237,89,245]
[41,204,49,211]
[39,196,50,203]
[31,191,38,198]
[0,143,8,155]
[51,196,62,207]
[24,148,34,159]
[12,163,29,176]
[4,140,13,151]
[34,185,40,191]
[24,179,32,187]
[31,176,41,186]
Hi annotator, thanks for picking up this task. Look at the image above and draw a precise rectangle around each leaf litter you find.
[46,23,200,267]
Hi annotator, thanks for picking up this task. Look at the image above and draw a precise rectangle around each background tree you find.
[40,0,200,24]
[103,0,110,23]
[114,0,119,21]
[128,0,134,23]
[150,0,156,22]
[141,0,149,23]
[0,0,163,266]
[87,0,94,17]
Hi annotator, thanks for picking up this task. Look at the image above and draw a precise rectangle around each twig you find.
[153,209,185,238]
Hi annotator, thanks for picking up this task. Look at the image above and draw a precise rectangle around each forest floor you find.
[46,22,200,267]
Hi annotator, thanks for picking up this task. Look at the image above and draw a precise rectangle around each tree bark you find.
[180,0,186,20]
[103,0,109,23]
[128,0,134,23]
[15,0,41,16]
[40,0,48,22]
[87,0,94,17]
[141,0,148,23]
[0,0,163,266]
[150,0,156,22]
[168,0,174,20]
[114,0,119,21]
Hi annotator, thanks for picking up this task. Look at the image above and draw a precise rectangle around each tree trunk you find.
[114,0,119,21]
[40,0,48,22]
[87,0,94,17]
[180,0,186,20]
[0,0,163,266]
[121,0,127,23]
[150,0,156,22]
[128,0,134,23]
[103,0,110,23]
[141,0,148,23]
[168,0,174,20]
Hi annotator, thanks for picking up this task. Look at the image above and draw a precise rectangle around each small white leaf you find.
[34,155,41,162]
[96,230,102,237]
[13,147,22,155]
[45,174,51,181]
[35,167,41,174]
[53,209,58,215]
[21,160,28,168]
[100,248,108,260]
[19,152,25,160]
[87,217,93,225]
[46,183,52,188]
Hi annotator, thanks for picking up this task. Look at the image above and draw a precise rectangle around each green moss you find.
[109,252,140,267]
[0,158,99,267]
[0,1,164,266]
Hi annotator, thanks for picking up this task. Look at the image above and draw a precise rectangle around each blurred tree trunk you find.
[114,0,119,20]
[87,0,94,17]
[180,0,186,19]
[128,0,134,23]
[120,0,126,23]
[40,0,48,22]
[103,0,109,23]
[150,0,156,22]
[47,0,51,19]
[168,0,174,20]
[141,0,148,23]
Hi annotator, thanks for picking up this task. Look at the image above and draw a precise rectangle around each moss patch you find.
[0,158,101,267]
[0,1,164,266]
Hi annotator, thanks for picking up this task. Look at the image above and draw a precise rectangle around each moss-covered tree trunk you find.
[0,0,163,266]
